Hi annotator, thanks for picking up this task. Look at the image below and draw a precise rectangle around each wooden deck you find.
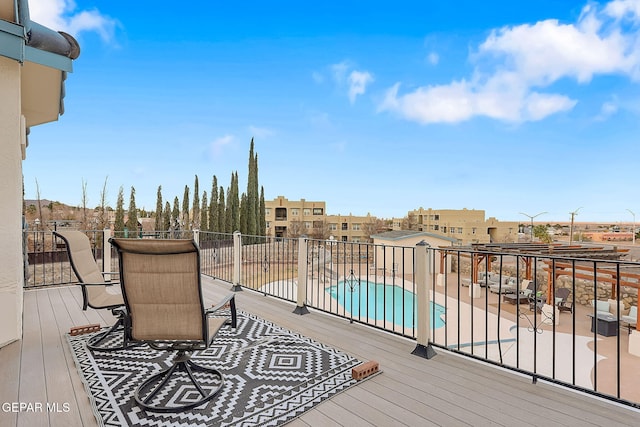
[1,278,639,427]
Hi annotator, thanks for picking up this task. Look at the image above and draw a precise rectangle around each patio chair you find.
[555,288,574,313]
[110,238,237,413]
[621,306,637,334]
[53,230,130,351]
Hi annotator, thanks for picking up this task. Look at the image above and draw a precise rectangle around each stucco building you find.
[402,207,519,245]
[0,0,79,347]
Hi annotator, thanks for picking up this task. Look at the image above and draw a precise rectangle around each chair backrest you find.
[110,238,206,342]
[54,230,115,309]
[555,287,570,301]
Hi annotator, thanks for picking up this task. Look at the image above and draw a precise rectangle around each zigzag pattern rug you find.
[67,311,365,426]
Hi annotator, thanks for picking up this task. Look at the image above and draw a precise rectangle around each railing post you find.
[412,240,436,359]
[294,235,310,315]
[193,229,200,246]
[231,231,242,291]
[102,228,112,281]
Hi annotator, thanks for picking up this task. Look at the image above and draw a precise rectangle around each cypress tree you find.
[225,181,233,233]
[192,175,200,229]
[163,201,171,233]
[200,191,208,231]
[155,186,163,231]
[247,138,258,237]
[240,192,248,235]
[209,176,219,233]
[182,185,190,229]
[114,186,125,232]
[172,197,180,231]
[259,186,266,236]
[126,186,138,235]
[231,172,240,232]
[218,187,226,233]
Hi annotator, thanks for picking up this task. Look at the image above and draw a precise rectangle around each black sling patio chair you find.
[54,230,131,351]
[110,237,237,413]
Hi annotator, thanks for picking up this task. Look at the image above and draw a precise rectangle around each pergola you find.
[439,242,631,295]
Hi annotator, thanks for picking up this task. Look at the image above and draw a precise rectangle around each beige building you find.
[326,213,381,243]
[264,196,383,242]
[265,196,327,238]
[402,207,519,245]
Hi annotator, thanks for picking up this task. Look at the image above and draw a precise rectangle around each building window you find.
[434,214,440,220]
[275,208,287,220]
[329,223,337,230]
[266,221,271,228]
[352,223,361,231]
[341,236,348,242]
[304,222,311,229]
[457,227,463,233]
[291,208,299,216]
[313,208,323,215]
[265,208,271,216]
[342,223,348,230]
[434,225,439,231]
[442,226,447,233]
[303,208,311,216]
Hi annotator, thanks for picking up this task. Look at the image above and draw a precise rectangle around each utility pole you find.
[519,211,547,243]
[569,207,582,245]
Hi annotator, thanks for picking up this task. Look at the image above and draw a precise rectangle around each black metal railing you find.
[22,229,640,409]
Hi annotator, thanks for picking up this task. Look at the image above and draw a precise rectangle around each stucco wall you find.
[0,56,24,346]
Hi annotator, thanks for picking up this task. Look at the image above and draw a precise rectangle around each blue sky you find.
[22,0,640,224]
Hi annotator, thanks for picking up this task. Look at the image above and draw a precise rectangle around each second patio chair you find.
[54,230,130,351]
[110,237,237,413]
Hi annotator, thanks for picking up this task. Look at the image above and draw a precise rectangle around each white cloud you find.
[331,61,350,83]
[210,134,234,158]
[596,97,620,120]
[29,0,116,42]
[379,0,640,124]
[330,61,373,104]
[604,0,640,20]
[427,52,439,65]
[347,70,374,104]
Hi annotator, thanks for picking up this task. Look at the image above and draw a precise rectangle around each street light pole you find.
[519,211,547,242]
[569,207,582,245]
[627,209,636,246]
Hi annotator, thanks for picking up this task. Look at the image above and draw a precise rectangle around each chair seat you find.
[208,317,227,341]
[89,288,124,309]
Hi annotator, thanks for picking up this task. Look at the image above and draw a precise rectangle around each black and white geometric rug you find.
[67,311,368,426]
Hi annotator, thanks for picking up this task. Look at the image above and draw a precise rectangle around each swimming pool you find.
[325,281,446,329]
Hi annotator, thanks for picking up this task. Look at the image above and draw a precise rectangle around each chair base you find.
[135,352,224,413]
[87,311,137,352]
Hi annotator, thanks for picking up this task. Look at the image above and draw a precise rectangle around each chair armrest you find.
[101,271,120,279]
[207,293,235,313]
[206,294,237,328]
[77,281,120,287]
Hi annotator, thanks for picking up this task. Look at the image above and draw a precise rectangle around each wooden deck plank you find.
[17,290,48,427]
[0,340,21,426]
[6,281,640,427]
[35,289,84,427]
[48,288,100,427]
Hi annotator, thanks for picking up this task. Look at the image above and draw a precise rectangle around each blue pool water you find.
[325,281,446,329]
